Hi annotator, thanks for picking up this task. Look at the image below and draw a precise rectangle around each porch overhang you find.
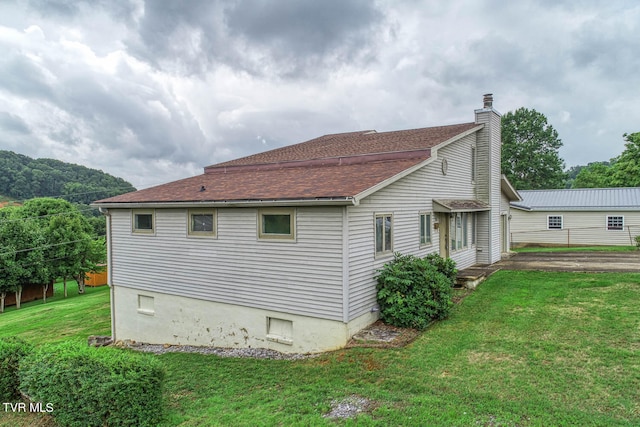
[433,199,491,213]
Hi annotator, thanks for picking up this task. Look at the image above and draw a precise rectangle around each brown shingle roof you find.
[211,123,477,168]
[95,122,479,204]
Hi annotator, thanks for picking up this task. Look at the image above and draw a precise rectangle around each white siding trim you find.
[342,206,350,322]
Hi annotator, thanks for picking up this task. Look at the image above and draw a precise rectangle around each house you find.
[510,187,640,247]
[93,94,519,353]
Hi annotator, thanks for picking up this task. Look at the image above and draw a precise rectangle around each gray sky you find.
[1,0,638,190]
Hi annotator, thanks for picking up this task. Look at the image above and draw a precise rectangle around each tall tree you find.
[570,132,640,188]
[609,132,640,187]
[0,212,49,309]
[501,107,566,190]
[19,198,98,298]
[572,162,613,188]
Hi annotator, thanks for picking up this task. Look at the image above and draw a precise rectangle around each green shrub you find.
[19,341,165,427]
[376,253,455,330]
[635,235,640,249]
[0,337,33,402]
[424,252,458,285]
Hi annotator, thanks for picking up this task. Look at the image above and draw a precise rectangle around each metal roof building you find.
[512,187,640,211]
[509,187,640,247]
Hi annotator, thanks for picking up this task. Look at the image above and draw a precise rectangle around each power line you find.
[0,235,105,258]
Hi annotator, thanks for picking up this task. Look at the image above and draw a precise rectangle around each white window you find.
[471,145,477,182]
[450,212,469,251]
[258,208,295,240]
[419,213,432,246]
[375,214,393,255]
[548,215,563,230]
[188,209,216,237]
[462,212,468,248]
[132,210,155,234]
[471,213,477,245]
[606,216,624,231]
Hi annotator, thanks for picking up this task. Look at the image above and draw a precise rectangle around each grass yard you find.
[1,271,639,426]
[0,281,111,345]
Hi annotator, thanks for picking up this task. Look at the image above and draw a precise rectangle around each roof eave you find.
[501,175,522,201]
[91,197,357,209]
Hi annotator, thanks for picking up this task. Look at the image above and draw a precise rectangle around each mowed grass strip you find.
[1,271,638,426]
[0,281,110,344]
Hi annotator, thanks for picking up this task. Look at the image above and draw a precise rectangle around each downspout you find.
[99,207,116,342]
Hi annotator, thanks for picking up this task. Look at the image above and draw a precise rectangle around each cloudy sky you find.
[0,0,638,190]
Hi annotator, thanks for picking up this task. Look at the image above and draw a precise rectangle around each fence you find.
[511,224,640,248]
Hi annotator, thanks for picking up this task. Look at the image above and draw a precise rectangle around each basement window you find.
[266,317,293,345]
[137,295,155,316]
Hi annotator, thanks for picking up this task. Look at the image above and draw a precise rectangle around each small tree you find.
[0,215,48,308]
[75,237,107,294]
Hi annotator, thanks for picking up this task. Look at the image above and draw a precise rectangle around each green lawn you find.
[0,281,111,344]
[1,272,639,426]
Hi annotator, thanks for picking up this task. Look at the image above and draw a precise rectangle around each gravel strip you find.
[124,342,315,360]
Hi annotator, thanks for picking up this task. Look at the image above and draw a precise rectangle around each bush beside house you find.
[376,253,456,330]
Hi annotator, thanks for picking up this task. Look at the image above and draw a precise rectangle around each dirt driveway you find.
[497,251,640,273]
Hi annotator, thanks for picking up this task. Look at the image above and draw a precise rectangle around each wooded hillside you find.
[0,150,135,204]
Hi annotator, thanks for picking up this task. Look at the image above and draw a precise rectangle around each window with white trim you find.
[188,209,216,237]
[375,214,393,255]
[548,215,563,230]
[258,208,295,240]
[471,213,477,245]
[132,210,155,234]
[419,213,432,246]
[450,212,469,251]
[606,215,624,231]
[471,145,477,182]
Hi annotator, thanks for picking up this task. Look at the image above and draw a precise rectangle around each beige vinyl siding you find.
[474,107,502,264]
[110,206,345,321]
[510,209,640,246]
[347,133,480,320]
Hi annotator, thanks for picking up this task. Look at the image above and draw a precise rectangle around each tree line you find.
[0,198,105,312]
[0,150,136,204]
[501,107,639,190]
